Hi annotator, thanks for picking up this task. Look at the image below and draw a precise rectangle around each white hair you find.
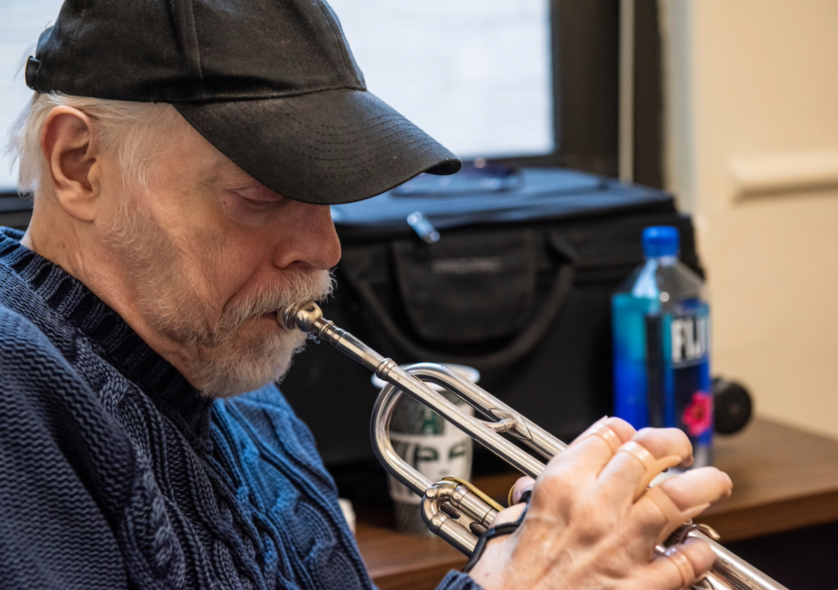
[6,92,182,196]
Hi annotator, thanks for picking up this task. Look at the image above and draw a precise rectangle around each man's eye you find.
[239,195,276,210]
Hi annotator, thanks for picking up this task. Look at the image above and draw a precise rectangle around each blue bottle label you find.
[666,305,713,446]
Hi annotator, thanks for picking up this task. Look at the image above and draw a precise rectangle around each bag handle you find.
[341,232,577,371]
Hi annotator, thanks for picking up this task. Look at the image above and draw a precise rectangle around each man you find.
[0,1,732,589]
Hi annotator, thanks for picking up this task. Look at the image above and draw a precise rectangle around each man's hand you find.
[468,418,733,590]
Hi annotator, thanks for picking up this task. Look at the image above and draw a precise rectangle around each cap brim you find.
[171,89,461,205]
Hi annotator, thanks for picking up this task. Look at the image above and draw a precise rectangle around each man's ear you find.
[40,106,103,222]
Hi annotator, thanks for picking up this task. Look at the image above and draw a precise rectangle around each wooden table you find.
[355,418,838,590]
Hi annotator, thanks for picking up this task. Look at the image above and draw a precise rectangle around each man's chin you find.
[187,329,307,399]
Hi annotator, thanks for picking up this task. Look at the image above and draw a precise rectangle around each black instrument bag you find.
[281,169,702,467]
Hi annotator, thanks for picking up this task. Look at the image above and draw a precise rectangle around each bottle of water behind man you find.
[612,226,713,467]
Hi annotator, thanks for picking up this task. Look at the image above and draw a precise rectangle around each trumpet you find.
[279,301,788,590]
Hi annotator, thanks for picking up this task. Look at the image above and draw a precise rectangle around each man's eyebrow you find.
[187,162,225,191]
[198,173,222,191]
[207,174,282,199]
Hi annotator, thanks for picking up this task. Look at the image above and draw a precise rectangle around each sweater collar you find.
[0,228,213,447]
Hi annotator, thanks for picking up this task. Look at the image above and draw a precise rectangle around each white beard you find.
[181,273,334,397]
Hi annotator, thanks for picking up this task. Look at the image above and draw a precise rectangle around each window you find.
[0,0,64,193]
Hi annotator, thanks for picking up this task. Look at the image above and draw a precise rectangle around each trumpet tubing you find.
[280,302,788,590]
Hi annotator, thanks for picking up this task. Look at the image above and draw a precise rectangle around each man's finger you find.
[642,538,717,590]
[633,427,694,468]
[635,467,733,530]
[541,417,634,480]
[630,467,732,549]
[532,417,636,514]
[657,467,733,508]
[570,416,636,449]
[595,427,694,504]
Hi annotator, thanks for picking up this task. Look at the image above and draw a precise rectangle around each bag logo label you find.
[431,257,504,275]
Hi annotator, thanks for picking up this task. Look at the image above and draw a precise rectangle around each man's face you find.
[98,111,341,397]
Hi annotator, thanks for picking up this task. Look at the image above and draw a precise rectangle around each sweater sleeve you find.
[0,308,129,589]
[437,571,485,590]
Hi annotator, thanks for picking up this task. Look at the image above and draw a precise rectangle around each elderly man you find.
[0,0,732,589]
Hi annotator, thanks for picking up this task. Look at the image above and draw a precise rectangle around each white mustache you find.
[217,270,335,334]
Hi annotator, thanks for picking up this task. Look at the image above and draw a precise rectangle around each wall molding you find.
[730,150,838,199]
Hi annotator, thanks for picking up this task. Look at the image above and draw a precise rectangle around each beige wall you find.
[660,0,838,438]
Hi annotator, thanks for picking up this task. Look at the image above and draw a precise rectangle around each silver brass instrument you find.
[279,301,788,590]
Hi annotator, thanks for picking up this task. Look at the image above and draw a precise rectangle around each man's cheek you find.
[180,243,240,310]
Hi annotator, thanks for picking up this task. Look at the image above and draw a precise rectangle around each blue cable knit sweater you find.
[0,228,481,590]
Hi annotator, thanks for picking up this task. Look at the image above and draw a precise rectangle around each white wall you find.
[661,0,838,438]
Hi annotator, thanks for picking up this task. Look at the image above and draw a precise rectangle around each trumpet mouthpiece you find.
[279,301,323,333]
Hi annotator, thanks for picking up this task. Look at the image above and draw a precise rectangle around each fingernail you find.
[512,484,535,505]
[593,415,609,427]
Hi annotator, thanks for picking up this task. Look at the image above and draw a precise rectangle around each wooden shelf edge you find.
[699,489,838,542]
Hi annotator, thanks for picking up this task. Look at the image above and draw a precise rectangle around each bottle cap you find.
[642,226,680,258]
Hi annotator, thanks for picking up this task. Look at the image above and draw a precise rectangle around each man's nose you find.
[272,201,341,271]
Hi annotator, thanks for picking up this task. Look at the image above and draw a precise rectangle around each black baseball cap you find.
[24,0,462,205]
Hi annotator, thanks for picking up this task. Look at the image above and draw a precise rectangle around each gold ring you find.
[662,546,695,589]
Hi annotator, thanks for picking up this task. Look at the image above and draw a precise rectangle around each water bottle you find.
[612,226,713,467]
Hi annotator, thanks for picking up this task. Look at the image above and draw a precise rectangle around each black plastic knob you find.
[712,377,753,435]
